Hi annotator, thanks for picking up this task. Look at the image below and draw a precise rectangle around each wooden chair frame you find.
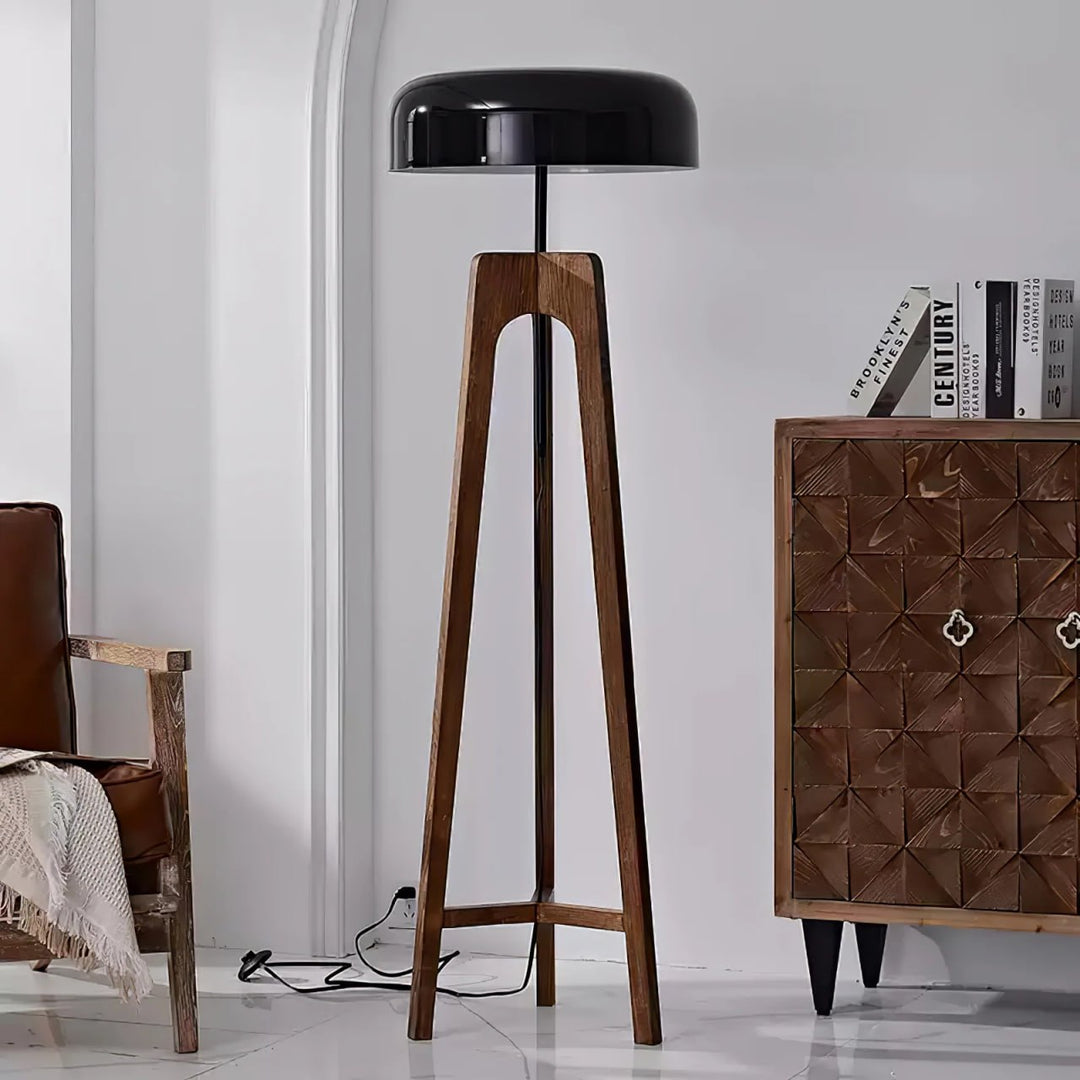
[0,635,197,1054]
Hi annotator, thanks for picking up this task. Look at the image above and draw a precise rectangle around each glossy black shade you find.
[390,68,698,173]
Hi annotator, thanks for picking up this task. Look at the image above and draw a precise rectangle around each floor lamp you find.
[389,68,699,1045]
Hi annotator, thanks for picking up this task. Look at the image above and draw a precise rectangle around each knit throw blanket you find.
[0,748,151,1000]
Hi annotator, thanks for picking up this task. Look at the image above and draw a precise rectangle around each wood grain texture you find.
[1019,442,1077,499]
[441,900,624,931]
[787,897,1080,935]
[70,635,191,672]
[133,911,172,954]
[0,927,53,961]
[551,253,661,1044]
[777,418,1080,441]
[775,429,795,913]
[537,902,624,931]
[534,320,556,1006]
[442,903,536,928]
[130,893,179,915]
[408,254,532,1042]
[777,420,1080,931]
[408,253,661,1046]
[147,671,198,1053]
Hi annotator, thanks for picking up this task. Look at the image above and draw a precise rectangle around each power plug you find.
[389,885,417,931]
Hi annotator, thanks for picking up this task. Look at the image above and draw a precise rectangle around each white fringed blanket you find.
[0,748,151,1000]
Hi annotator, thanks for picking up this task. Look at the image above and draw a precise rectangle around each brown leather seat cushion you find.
[96,762,172,865]
[41,755,172,866]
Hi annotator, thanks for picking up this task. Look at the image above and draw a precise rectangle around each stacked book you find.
[848,280,1076,418]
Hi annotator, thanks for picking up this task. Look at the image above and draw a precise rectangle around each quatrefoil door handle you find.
[1056,612,1080,650]
[942,609,974,647]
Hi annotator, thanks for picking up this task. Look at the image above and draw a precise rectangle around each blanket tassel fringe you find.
[0,882,151,1001]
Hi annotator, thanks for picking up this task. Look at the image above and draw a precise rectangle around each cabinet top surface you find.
[777,418,1080,441]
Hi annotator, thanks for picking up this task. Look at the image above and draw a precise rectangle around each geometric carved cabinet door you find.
[779,420,1080,933]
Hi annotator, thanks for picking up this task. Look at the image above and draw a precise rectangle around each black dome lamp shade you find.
[390,68,698,172]
[395,70,696,1050]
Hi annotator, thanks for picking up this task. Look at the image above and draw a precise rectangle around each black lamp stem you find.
[532,164,555,962]
[533,163,548,254]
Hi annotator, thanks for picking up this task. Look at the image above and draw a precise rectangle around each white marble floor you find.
[3,948,1080,1077]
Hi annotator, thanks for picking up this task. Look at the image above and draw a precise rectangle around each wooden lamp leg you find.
[544,253,662,1045]
[408,255,530,1041]
[534,305,556,1008]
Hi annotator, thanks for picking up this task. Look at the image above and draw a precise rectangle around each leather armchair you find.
[0,504,197,1053]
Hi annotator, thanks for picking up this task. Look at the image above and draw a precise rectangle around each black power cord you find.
[238,886,538,1000]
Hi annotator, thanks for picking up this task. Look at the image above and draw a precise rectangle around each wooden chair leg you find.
[802,919,843,1016]
[547,253,661,1045]
[30,959,51,972]
[408,254,529,1041]
[854,923,887,989]
[149,671,198,1054]
[167,909,198,1053]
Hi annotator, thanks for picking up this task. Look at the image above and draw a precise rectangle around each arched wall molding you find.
[309,0,388,956]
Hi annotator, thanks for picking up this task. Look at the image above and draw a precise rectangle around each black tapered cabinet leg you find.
[802,919,843,1017]
[853,923,887,989]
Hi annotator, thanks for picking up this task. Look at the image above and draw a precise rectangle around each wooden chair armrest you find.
[69,635,192,673]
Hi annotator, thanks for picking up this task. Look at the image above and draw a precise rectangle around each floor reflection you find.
[7,951,1080,1077]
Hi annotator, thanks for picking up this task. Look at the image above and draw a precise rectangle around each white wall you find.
[0,0,81,573]
[369,0,1080,987]
[93,0,327,953]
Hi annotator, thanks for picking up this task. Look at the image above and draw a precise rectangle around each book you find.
[846,288,932,416]
[985,281,1018,417]
[959,280,985,418]
[1014,278,1074,418]
[928,282,960,417]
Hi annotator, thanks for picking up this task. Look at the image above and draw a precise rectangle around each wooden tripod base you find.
[407,252,661,1045]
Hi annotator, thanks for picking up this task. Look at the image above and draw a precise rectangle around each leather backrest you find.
[0,504,76,752]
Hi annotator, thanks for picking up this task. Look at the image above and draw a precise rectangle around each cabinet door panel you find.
[793,554,846,611]
[963,617,1019,676]
[902,615,961,672]
[1018,560,1076,619]
[954,441,1018,499]
[962,500,1018,558]
[905,441,959,498]
[1019,676,1077,737]
[905,557,959,614]
[848,440,904,495]
[793,613,846,669]
[783,432,1080,921]
[793,496,847,553]
[1020,620,1077,678]
[847,555,902,612]
[905,673,1017,733]
[1018,501,1077,558]
[1018,442,1077,500]
[848,497,904,555]
[961,559,1016,616]
[905,498,960,555]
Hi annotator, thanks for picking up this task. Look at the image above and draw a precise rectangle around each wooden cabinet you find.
[775,418,1080,1013]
